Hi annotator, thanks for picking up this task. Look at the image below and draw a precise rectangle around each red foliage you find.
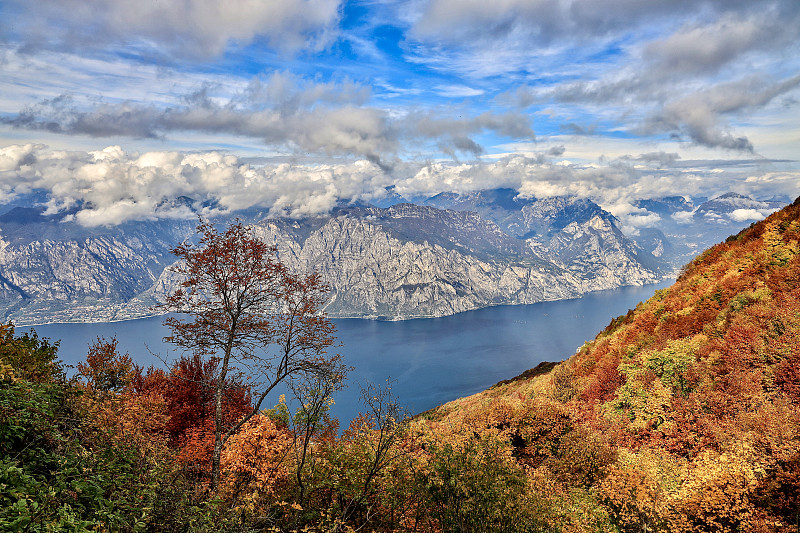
[775,354,800,404]
[657,395,717,458]
[580,355,624,404]
[132,354,252,469]
[656,305,717,340]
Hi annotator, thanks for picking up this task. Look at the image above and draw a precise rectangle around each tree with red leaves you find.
[161,219,347,491]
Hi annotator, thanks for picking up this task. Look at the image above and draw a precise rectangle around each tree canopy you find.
[161,219,346,491]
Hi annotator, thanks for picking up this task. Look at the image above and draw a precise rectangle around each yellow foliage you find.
[219,414,293,511]
[549,361,577,402]
[762,221,800,266]
[599,448,684,532]
[0,356,16,382]
[667,448,759,533]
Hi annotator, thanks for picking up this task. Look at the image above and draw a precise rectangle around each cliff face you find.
[243,202,657,319]
[0,211,195,323]
[0,195,660,324]
[252,207,579,320]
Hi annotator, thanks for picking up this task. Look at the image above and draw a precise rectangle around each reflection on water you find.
[27,279,673,423]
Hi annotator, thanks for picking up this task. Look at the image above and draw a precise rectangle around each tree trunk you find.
[210,328,236,492]
[211,415,223,492]
[210,371,225,492]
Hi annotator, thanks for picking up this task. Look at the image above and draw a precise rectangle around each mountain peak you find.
[713,191,751,200]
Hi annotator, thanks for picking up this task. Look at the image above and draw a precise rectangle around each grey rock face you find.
[0,210,196,324]
[0,194,661,324]
[247,202,657,320]
[253,218,575,320]
[546,214,656,292]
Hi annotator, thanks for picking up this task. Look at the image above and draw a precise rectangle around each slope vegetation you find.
[419,197,800,531]
[3,198,798,532]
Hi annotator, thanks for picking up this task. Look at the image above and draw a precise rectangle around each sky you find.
[0,0,798,228]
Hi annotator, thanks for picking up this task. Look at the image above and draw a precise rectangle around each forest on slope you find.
[2,198,800,532]
[423,196,800,531]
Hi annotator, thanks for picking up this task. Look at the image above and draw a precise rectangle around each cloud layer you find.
[2,0,342,59]
[0,0,798,222]
[1,73,535,165]
[1,144,795,229]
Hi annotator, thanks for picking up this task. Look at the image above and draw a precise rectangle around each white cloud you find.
[728,208,771,222]
[672,210,695,225]
[434,85,485,97]
[604,202,662,233]
[480,1,800,155]
[406,0,799,78]
[3,0,342,59]
[0,144,393,226]
[1,143,797,228]
[744,171,800,201]
[0,143,40,172]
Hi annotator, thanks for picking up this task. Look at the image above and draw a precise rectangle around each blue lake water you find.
[25,280,672,423]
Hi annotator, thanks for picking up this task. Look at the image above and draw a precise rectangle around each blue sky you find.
[0,0,798,227]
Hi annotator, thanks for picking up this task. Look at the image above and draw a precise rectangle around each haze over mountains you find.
[0,188,783,325]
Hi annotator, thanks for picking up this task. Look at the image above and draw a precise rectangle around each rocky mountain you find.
[694,191,779,217]
[0,206,197,324]
[0,192,660,324]
[633,195,695,216]
[248,203,653,319]
[0,188,780,325]
[424,188,607,240]
[422,190,664,279]
[633,192,784,268]
[141,200,657,320]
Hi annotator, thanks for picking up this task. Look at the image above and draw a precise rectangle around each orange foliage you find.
[220,415,292,496]
[77,336,134,394]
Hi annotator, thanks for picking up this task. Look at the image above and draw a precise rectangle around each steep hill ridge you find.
[418,197,800,531]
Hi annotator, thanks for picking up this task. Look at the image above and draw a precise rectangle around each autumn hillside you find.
[417,197,800,531]
[2,199,800,532]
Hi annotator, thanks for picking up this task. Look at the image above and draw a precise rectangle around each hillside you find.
[417,197,800,531]
[3,198,798,532]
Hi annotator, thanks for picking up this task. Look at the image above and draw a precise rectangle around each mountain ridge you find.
[0,189,780,324]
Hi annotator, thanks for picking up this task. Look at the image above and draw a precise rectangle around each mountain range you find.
[0,189,784,324]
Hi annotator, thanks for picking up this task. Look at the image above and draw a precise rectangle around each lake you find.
[25,279,672,424]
